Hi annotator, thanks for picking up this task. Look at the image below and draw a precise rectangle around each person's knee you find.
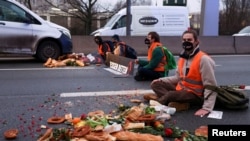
[150,80,161,89]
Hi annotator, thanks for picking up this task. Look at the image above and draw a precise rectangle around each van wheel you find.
[36,41,61,62]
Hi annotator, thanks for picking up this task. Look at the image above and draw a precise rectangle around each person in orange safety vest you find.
[134,31,167,81]
[145,29,217,117]
[94,36,114,61]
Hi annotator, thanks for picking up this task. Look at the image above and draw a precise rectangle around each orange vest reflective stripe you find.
[176,51,206,96]
[148,42,166,72]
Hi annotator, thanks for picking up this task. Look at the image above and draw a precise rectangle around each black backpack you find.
[103,40,114,53]
[205,85,249,110]
[124,44,137,59]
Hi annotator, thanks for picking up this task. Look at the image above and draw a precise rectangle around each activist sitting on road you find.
[112,34,126,57]
[134,31,167,81]
[111,34,137,59]
[94,36,114,61]
[145,29,217,117]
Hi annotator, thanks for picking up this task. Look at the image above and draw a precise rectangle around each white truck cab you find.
[91,6,190,36]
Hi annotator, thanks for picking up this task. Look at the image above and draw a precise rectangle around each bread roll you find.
[85,131,112,141]
[195,126,208,137]
[111,131,164,141]
[123,122,145,130]
[125,106,143,121]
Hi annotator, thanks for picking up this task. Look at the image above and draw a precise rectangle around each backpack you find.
[160,46,177,76]
[119,42,137,59]
[124,44,137,59]
[205,85,249,110]
[103,40,114,53]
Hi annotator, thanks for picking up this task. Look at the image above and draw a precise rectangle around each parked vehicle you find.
[233,26,250,36]
[0,0,72,62]
[91,6,190,36]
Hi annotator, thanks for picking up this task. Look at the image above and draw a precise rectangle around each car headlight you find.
[59,29,71,39]
[91,31,100,36]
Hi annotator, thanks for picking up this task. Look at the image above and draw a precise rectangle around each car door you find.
[0,1,33,54]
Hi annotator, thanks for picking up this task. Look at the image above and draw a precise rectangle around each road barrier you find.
[72,36,250,55]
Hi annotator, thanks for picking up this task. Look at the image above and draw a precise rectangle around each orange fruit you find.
[71,117,81,124]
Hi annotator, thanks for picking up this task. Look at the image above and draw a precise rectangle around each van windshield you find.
[104,14,120,27]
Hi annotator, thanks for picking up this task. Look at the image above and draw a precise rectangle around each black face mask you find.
[144,38,150,45]
[182,41,194,51]
[95,40,100,45]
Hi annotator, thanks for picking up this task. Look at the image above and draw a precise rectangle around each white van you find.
[91,6,190,36]
[0,0,72,62]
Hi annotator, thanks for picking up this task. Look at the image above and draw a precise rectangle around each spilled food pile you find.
[32,100,208,141]
[43,53,103,68]
[2,93,208,141]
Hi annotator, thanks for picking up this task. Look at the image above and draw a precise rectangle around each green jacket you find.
[138,47,165,77]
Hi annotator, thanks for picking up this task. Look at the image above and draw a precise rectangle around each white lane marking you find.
[60,89,154,97]
[60,86,250,98]
[0,67,95,71]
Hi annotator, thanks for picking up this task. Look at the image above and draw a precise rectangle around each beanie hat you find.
[94,36,103,44]
[112,34,120,41]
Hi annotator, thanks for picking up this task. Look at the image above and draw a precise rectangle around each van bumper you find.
[59,33,73,54]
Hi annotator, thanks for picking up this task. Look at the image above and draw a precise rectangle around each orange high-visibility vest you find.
[98,43,111,56]
[176,51,207,96]
[147,42,166,72]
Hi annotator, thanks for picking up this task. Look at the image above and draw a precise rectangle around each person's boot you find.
[157,95,169,105]
[143,93,158,101]
[134,72,145,81]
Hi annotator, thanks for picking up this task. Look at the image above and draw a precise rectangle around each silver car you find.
[233,26,250,36]
[0,0,73,62]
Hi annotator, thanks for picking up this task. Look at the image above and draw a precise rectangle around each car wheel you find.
[36,40,61,62]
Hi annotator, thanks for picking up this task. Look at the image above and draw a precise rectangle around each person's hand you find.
[194,109,210,117]
[134,59,139,64]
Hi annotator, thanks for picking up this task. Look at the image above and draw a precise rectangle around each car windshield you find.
[238,26,250,34]
[104,14,120,27]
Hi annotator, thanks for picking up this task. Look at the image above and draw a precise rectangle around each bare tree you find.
[43,0,99,35]
[220,0,250,35]
[43,0,151,35]
[112,0,151,12]
[16,0,33,10]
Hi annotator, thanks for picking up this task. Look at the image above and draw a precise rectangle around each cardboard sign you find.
[106,53,135,75]
[85,53,104,64]
[110,61,128,74]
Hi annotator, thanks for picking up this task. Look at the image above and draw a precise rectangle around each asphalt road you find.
[0,55,250,141]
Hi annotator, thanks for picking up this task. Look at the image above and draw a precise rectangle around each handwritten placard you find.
[110,61,128,74]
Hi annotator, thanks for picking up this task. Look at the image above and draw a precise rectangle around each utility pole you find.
[200,0,219,36]
[126,0,131,36]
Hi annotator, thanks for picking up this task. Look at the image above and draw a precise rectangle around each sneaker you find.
[143,93,158,101]
[168,102,190,111]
